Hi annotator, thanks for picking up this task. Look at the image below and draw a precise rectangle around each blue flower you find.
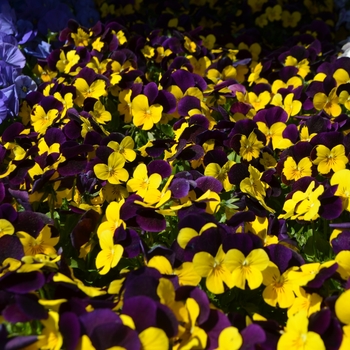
[14,74,37,99]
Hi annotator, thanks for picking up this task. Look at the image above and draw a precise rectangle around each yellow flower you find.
[262,262,298,308]
[313,144,348,175]
[71,28,90,47]
[204,161,235,191]
[225,248,270,290]
[239,131,264,161]
[90,100,112,124]
[131,94,163,130]
[73,78,107,107]
[281,10,301,28]
[126,163,161,201]
[95,230,123,275]
[107,136,136,162]
[277,311,325,350]
[193,245,235,294]
[17,225,59,256]
[215,327,243,350]
[330,169,350,212]
[139,327,169,350]
[56,50,80,74]
[285,56,310,78]
[94,152,129,185]
[31,105,58,135]
[313,87,341,117]
[282,156,313,181]
[265,4,282,21]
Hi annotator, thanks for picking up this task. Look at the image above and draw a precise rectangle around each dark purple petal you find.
[57,157,87,176]
[143,82,159,105]
[0,235,24,264]
[79,308,121,338]
[15,211,53,238]
[59,312,80,350]
[177,95,201,116]
[223,232,262,257]
[169,178,190,198]
[307,263,338,289]
[331,231,350,254]
[136,209,166,232]
[196,176,223,193]
[155,90,177,113]
[1,122,24,143]
[241,324,266,350]
[147,160,172,179]
[0,271,45,294]
[171,70,195,92]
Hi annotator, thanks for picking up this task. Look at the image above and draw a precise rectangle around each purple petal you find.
[57,157,87,176]
[196,176,223,193]
[0,272,45,294]
[59,312,80,350]
[169,178,190,198]
[143,82,159,105]
[147,160,172,178]
[0,234,24,264]
[177,95,201,116]
[136,209,166,232]
[241,324,266,350]
[79,308,121,338]
[171,70,195,92]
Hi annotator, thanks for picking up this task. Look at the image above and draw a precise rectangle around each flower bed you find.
[1,0,350,349]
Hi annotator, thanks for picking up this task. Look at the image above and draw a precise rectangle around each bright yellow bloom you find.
[139,327,169,350]
[73,78,107,106]
[126,163,161,202]
[97,199,126,238]
[257,121,293,150]
[95,230,124,275]
[107,136,136,162]
[239,131,264,161]
[330,169,350,212]
[117,89,133,123]
[94,152,129,185]
[287,288,322,318]
[262,262,298,308]
[313,87,341,117]
[56,50,80,74]
[282,156,313,181]
[31,105,58,135]
[285,56,310,78]
[313,144,348,174]
[90,100,112,124]
[131,94,163,130]
[17,225,59,256]
[193,245,235,294]
[277,311,325,350]
[71,28,90,47]
[225,248,270,290]
[204,161,235,191]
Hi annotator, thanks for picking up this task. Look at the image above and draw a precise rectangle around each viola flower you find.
[262,262,299,308]
[107,136,136,162]
[31,104,59,135]
[193,245,235,294]
[270,93,302,118]
[139,327,169,350]
[16,225,59,256]
[277,311,325,350]
[281,10,301,28]
[126,163,162,202]
[117,89,133,123]
[312,144,348,175]
[90,100,112,124]
[239,131,264,161]
[148,256,201,286]
[313,87,341,117]
[131,94,163,130]
[175,297,207,349]
[56,49,80,74]
[95,230,124,275]
[335,289,350,325]
[265,4,282,21]
[73,77,107,107]
[330,169,350,212]
[287,288,322,318]
[97,199,126,238]
[204,160,235,192]
[225,248,270,290]
[282,156,313,182]
[284,56,310,79]
[94,152,129,185]
[177,223,217,249]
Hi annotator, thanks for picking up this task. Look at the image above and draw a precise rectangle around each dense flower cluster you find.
[1,0,350,349]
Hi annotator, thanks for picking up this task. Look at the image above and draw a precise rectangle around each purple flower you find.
[0,0,17,35]
[0,41,25,69]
